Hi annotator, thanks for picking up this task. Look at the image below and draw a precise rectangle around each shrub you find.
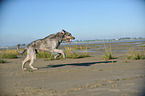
[0,49,18,59]
[0,59,7,63]
[103,44,114,60]
[126,48,145,60]
[1,53,18,59]
[139,45,145,47]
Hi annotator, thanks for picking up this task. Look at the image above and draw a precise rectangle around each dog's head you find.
[61,29,75,43]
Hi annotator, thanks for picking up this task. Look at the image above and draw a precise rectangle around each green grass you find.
[126,48,145,60]
[103,44,114,60]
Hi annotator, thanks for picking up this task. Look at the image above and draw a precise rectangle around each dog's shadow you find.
[38,61,117,69]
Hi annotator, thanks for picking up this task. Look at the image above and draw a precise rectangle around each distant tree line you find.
[74,37,144,42]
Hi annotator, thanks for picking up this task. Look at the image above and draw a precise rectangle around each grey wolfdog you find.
[17,29,75,70]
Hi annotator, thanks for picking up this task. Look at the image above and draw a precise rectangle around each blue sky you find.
[0,0,145,46]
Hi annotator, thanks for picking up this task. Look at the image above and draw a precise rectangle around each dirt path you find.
[0,57,145,96]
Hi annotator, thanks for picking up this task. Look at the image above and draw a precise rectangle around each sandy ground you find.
[0,41,145,96]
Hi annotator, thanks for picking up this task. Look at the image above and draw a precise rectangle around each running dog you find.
[17,29,75,70]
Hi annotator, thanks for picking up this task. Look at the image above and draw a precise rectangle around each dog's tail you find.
[17,44,27,54]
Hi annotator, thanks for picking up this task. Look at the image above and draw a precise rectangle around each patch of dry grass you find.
[0,49,18,59]
[0,59,7,63]
[126,47,145,60]
[103,44,114,60]
[64,46,91,59]
[0,46,91,60]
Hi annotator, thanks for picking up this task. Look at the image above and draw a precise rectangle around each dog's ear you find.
[61,29,66,34]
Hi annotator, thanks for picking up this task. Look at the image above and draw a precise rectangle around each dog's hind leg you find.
[22,55,30,70]
[29,54,38,70]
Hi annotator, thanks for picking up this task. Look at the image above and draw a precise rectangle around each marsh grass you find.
[72,45,90,50]
[0,49,18,59]
[0,48,27,59]
[0,46,91,60]
[64,46,91,59]
[103,44,114,60]
[126,47,145,60]
[37,46,91,59]
[139,45,145,47]
[0,59,7,63]
[36,51,55,60]
[1,53,18,59]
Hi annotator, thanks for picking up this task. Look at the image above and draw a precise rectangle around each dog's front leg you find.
[52,49,66,59]
[54,53,61,59]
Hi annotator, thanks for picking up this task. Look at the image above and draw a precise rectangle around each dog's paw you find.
[63,56,66,59]
[22,68,27,70]
[54,56,57,59]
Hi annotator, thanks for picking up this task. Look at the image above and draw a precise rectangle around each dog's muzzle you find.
[65,36,75,43]
[71,37,75,40]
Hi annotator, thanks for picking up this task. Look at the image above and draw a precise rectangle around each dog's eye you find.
[68,34,71,36]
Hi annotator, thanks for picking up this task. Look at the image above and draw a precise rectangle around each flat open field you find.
[0,40,145,96]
